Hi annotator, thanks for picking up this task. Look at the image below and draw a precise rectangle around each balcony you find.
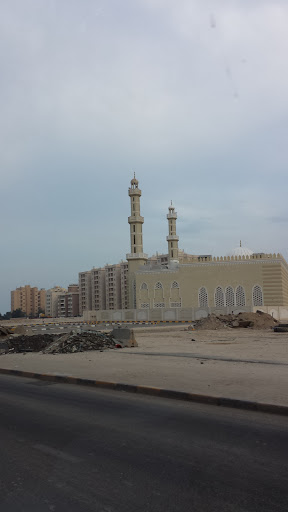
[128,215,144,224]
[126,252,148,260]
[166,235,179,241]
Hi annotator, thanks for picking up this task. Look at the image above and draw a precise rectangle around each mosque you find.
[83,176,288,322]
[124,175,288,320]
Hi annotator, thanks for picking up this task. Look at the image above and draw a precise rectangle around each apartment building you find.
[91,268,106,311]
[56,284,79,318]
[120,262,129,309]
[78,262,129,314]
[46,286,67,317]
[79,271,92,316]
[11,285,46,317]
[105,264,122,310]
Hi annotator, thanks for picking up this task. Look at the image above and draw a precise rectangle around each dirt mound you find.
[194,315,225,330]
[194,311,277,330]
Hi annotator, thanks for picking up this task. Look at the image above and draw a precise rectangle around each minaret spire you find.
[166,202,179,262]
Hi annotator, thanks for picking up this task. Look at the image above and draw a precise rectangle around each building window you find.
[225,286,235,307]
[153,302,165,308]
[198,287,208,307]
[214,286,225,307]
[140,303,149,309]
[155,282,163,289]
[252,285,263,306]
[140,282,148,290]
[236,285,246,306]
[133,280,136,308]
[171,281,179,289]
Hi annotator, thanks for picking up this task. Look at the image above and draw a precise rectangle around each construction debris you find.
[42,331,117,354]
[0,330,124,355]
[194,311,278,330]
[5,334,57,353]
[0,326,13,337]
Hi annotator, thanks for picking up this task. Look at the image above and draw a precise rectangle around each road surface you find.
[0,374,287,511]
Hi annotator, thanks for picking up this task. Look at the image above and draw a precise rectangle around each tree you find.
[11,309,26,318]
[0,311,12,320]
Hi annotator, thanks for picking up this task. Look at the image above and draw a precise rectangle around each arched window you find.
[198,287,208,307]
[171,281,179,289]
[236,285,246,306]
[140,282,148,290]
[225,286,235,307]
[253,285,263,306]
[214,286,225,307]
[155,282,163,289]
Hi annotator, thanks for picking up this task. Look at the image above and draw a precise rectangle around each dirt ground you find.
[0,327,288,406]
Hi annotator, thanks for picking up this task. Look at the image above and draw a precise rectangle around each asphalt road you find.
[0,375,288,512]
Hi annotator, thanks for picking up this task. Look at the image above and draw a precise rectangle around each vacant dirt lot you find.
[0,327,287,406]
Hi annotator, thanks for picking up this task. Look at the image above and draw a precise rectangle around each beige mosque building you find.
[82,176,288,322]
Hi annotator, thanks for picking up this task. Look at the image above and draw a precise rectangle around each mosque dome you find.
[230,241,253,258]
[131,173,138,186]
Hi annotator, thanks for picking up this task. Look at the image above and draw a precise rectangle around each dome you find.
[131,173,138,186]
[230,242,253,258]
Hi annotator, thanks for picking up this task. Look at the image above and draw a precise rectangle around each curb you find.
[0,367,287,416]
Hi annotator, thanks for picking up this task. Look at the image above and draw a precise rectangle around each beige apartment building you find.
[91,268,106,311]
[11,285,46,317]
[79,271,92,316]
[45,286,67,317]
[57,284,79,317]
[79,264,128,314]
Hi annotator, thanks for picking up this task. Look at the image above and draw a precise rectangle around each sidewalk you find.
[0,328,287,407]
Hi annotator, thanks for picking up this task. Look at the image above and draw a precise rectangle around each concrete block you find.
[111,328,138,347]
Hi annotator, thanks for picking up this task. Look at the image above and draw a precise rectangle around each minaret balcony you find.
[128,188,141,197]
[166,235,179,241]
[126,252,148,260]
[128,215,144,223]
[167,213,177,219]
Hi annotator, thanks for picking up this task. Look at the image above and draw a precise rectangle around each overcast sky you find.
[1,0,288,313]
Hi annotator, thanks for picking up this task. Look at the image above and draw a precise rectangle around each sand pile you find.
[194,311,277,330]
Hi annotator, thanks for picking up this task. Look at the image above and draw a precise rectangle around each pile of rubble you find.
[0,330,122,355]
[0,326,13,337]
[42,331,118,354]
[194,311,278,330]
[5,334,58,353]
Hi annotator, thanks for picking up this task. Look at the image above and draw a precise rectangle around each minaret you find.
[166,201,179,262]
[126,174,148,308]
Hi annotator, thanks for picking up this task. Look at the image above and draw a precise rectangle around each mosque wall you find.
[135,257,287,309]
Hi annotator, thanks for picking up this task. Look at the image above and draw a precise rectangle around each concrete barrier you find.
[111,327,138,347]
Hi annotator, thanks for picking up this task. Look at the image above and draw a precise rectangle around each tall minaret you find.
[166,201,179,262]
[126,174,148,308]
